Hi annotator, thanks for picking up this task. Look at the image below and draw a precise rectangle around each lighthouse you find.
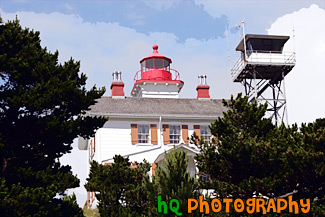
[80,44,226,208]
[131,44,184,98]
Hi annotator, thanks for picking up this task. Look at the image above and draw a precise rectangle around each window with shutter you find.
[131,124,138,144]
[182,125,189,145]
[194,125,201,137]
[163,124,169,144]
[89,139,93,163]
[152,163,158,176]
[131,162,138,168]
[138,124,150,143]
[200,125,211,142]
[169,125,181,144]
[193,125,201,144]
[93,135,95,152]
[150,124,158,145]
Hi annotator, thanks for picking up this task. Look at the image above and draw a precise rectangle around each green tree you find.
[194,94,325,216]
[86,150,199,217]
[85,155,151,217]
[0,18,106,216]
[146,149,200,217]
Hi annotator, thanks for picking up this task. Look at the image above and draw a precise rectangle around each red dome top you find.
[140,44,172,63]
[153,44,158,51]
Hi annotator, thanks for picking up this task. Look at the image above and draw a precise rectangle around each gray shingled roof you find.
[87,97,227,118]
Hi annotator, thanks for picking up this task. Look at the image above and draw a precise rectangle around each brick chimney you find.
[196,75,210,99]
[111,71,125,98]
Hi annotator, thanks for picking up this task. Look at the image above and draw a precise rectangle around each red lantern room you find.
[131,44,184,98]
[139,44,172,81]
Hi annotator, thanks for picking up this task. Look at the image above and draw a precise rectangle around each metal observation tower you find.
[231,33,296,125]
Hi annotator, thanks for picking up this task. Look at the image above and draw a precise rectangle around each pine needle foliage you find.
[0,18,106,216]
[85,156,151,217]
[146,149,200,217]
[193,93,325,216]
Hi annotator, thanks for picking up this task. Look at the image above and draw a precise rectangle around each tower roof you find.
[140,44,172,63]
[236,34,290,52]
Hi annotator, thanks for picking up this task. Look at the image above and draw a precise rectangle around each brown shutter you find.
[131,124,138,144]
[152,163,158,176]
[194,125,201,138]
[89,140,92,163]
[150,124,158,145]
[182,125,189,145]
[163,124,169,145]
[212,135,218,145]
[131,162,138,168]
[87,192,90,207]
[91,192,94,203]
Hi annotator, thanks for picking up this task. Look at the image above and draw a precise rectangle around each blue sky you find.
[2,1,324,42]
[1,0,325,207]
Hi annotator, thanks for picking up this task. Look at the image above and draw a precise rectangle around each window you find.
[154,58,163,69]
[200,125,211,142]
[163,59,170,67]
[141,61,145,71]
[138,125,149,143]
[202,173,210,182]
[169,125,181,144]
[145,59,153,69]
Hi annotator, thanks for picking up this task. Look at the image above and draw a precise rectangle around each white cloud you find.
[268,4,325,124]
[64,3,73,11]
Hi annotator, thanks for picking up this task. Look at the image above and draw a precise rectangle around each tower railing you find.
[231,51,296,81]
[133,68,180,84]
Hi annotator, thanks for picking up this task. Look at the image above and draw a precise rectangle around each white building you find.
[78,44,226,207]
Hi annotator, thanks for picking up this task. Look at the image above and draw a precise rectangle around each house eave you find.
[86,112,220,120]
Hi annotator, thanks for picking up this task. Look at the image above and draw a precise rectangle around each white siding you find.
[134,82,182,98]
[90,118,212,164]
[85,117,214,180]
[97,120,161,163]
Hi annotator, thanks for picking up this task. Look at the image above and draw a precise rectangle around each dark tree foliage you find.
[0,18,106,216]
[193,94,325,216]
[86,150,200,217]
[85,155,151,217]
